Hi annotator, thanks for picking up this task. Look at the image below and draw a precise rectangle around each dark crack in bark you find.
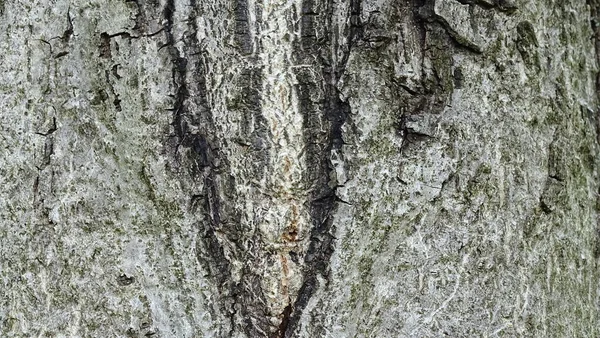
[586,0,600,260]
[279,0,361,336]
[160,1,275,336]
[390,1,454,153]
[160,1,239,335]
[415,1,486,53]
[234,0,253,55]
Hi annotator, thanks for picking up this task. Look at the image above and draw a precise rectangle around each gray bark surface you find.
[1,0,599,337]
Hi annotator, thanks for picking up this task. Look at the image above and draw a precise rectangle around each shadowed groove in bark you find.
[280,0,460,334]
[392,0,455,154]
[228,0,274,335]
[587,0,600,259]
[234,0,253,54]
[589,0,600,134]
[161,0,243,334]
[162,0,275,336]
[279,0,361,336]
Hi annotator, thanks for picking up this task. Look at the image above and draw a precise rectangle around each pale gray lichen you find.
[0,0,599,337]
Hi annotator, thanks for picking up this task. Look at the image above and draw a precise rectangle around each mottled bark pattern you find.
[1,0,600,337]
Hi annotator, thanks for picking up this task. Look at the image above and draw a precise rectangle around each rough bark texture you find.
[1,0,600,337]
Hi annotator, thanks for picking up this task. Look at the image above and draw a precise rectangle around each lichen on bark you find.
[1,0,600,337]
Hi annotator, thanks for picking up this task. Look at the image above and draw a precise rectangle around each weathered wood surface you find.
[1,0,599,336]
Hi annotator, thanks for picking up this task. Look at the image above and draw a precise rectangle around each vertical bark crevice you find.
[161,1,246,334]
[279,0,362,336]
[393,1,455,154]
[283,0,460,334]
[234,0,253,55]
[589,0,600,139]
[587,0,600,260]
[165,0,274,335]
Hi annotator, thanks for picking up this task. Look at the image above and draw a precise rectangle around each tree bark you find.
[1,0,599,337]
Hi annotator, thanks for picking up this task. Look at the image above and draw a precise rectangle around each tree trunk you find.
[1,0,599,336]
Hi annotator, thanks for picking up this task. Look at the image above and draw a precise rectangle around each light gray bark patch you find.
[97,30,164,115]
[416,1,481,53]
[420,0,509,54]
[127,0,147,33]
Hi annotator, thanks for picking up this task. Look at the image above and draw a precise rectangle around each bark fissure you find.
[234,0,253,55]
[0,0,598,336]
[161,2,245,334]
[161,1,276,336]
[587,0,600,262]
[276,1,362,336]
